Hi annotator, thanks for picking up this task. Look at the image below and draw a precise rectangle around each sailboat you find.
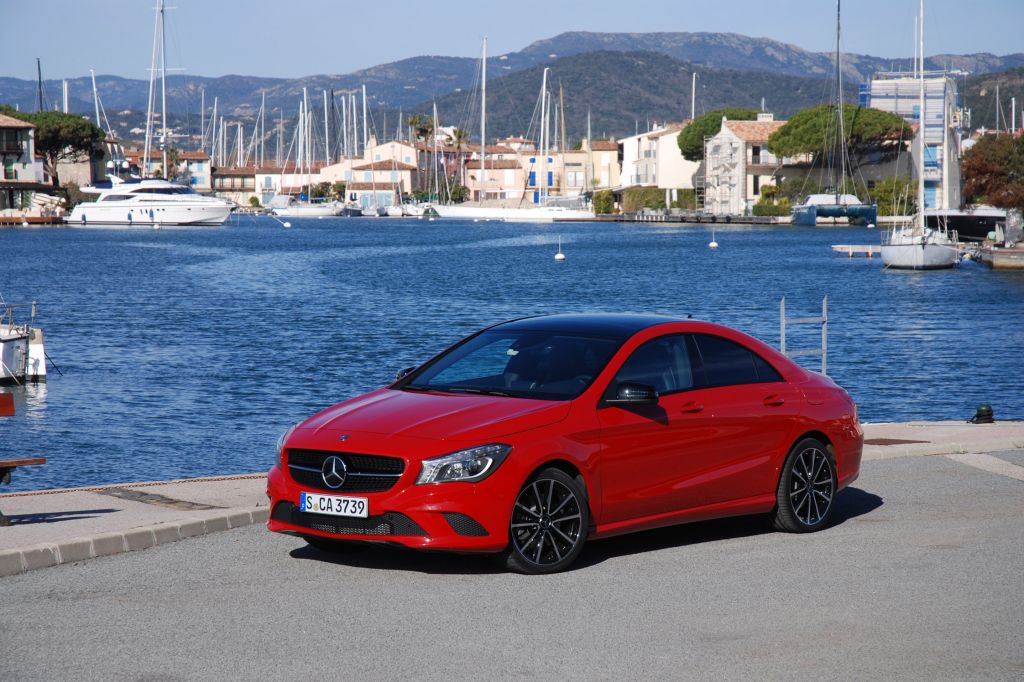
[791,0,877,227]
[880,0,959,270]
[272,88,342,218]
[431,39,594,222]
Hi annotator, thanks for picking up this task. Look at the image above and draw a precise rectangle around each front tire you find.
[773,438,837,532]
[504,468,588,574]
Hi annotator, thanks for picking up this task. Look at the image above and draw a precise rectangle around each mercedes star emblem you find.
[321,455,348,490]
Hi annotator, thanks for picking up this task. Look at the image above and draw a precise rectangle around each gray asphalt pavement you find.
[2,452,1022,681]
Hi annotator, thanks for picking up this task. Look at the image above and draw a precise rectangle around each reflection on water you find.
[1,216,1022,491]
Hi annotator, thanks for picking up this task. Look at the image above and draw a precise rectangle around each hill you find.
[402,51,853,142]
[962,67,1024,131]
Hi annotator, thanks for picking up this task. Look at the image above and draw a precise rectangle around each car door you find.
[689,333,802,506]
[597,334,719,524]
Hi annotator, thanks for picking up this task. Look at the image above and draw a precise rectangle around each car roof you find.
[492,313,689,340]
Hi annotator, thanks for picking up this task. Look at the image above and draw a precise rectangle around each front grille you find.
[286,449,405,493]
[443,512,489,537]
[272,501,427,537]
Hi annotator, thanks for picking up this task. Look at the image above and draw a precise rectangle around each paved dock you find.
[1,421,1021,680]
[1,421,1022,578]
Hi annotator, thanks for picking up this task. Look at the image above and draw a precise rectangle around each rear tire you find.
[504,468,588,574]
[773,438,837,533]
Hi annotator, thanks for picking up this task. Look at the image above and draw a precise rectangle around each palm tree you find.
[407,114,422,141]
[451,127,471,188]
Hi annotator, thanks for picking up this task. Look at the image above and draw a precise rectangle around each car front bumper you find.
[266,464,512,552]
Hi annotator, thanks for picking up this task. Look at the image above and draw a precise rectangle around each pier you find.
[831,244,881,257]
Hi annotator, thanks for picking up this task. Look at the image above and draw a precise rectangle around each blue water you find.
[2,216,1022,491]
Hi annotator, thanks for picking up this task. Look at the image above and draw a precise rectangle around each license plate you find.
[299,492,368,518]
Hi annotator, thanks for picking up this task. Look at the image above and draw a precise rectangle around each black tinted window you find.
[693,334,759,387]
[752,353,784,382]
[613,335,694,395]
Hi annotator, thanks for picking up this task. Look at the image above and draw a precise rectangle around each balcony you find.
[0,140,25,155]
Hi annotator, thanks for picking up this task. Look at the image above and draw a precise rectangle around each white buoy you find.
[554,235,566,262]
[283,222,292,229]
[708,229,718,249]
[867,223,876,229]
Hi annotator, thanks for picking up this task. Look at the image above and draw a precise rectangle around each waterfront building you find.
[863,71,966,210]
[703,113,786,216]
[320,138,419,206]
[0,112,47,215]
[177,151,212,193]
[619,123,700,204]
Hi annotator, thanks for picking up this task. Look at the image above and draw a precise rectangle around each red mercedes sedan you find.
[267,314,862,574]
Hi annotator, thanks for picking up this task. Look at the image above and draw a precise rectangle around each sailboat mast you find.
[917,0,926,228]
[691,72,697,121]
[91,70,101,128]
[323,89,330,163]
[159,0,168,179]
[540,68,549,203]
[480,37,487,203]
[835,0,847,201]
[362,85,368,152]
[433,100,440,200]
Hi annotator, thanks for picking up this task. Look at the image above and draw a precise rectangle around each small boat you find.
[881,0,958,271]
[0,299,46,386]
[67,178,234,226]
[270,196,342,218]
[385,205,404,217]
[792,193,878,227]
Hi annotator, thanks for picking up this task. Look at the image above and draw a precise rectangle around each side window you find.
[752,353,784,382]
[612,335,693,395]
[693,334,761,387]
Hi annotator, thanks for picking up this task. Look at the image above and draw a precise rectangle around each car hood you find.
[301,388,571,443]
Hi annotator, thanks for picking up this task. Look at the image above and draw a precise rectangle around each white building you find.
[0,112,47,214]
[703,114,787,215]
[619,123,700,201]
[864,71,965,210]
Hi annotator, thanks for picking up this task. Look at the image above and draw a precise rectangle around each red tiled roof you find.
[590,140,618,151]
[723,120,786,142]
[179,151,209,160]
[0,113,34,129]
[352,161,417,171]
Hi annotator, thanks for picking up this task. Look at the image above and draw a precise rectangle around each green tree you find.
[962,135,1024,210]
[0,106,106,188]
[677,108,758,161]
[869,176,916,216]
[248,195,261,208]
[766,105,911,159]
[308,181,332,199]
[593,190,615,214]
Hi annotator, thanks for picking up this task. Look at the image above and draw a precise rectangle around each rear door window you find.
[610,335,694,396]
[693,334,766,387]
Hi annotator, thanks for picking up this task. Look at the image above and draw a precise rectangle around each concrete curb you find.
[0,507,269,578]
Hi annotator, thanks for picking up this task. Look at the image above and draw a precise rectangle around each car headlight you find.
[416,444,511,485]
[276,425,296,467]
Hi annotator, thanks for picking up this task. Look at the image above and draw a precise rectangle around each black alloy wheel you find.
[505,467,588,574]
[773,437,837,532]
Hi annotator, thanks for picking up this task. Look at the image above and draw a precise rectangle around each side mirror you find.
[395,366,417,381]
[605,382,659,405]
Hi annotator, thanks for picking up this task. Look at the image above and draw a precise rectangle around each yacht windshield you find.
[402,330,621,400]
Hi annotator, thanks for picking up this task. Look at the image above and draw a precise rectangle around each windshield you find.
[403,329,622,400]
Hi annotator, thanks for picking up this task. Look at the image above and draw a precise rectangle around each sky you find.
[3,0,1022,81]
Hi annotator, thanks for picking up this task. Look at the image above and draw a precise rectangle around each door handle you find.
[763,395,785,407]
[680,402,704,413]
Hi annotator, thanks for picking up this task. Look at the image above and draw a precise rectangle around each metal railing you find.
[779,296,828,375]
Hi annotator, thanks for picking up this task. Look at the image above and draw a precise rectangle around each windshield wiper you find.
[438,387,513,397]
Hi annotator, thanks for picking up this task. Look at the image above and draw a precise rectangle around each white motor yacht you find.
[67,178,234,226]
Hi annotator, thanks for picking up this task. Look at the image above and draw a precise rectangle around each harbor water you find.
[2,216,1022,491]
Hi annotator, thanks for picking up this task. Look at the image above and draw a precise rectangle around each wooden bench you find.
[1,393,47,525]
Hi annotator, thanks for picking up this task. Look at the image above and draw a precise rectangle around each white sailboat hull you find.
[432,204,594,222]
[0,326,45,384]
[881,228,959,270]
[271,202,342,217]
